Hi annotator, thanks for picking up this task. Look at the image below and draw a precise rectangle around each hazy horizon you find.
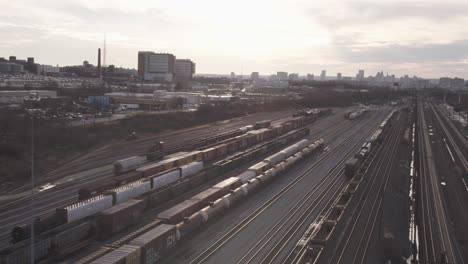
[1,0,468,79]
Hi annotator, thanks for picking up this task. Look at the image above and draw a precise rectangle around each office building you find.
[320,70,326,81]
[175,59,195,81]
[277,71,288,81]
[307,74,314,81]
[337,73,342,80]
[288,73,299,81]
[356,70,365,81]
[138,51,176,82]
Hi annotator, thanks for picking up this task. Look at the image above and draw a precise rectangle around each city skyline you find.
[1,0,468,78]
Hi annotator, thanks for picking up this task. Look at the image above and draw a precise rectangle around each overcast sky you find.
[1,0,468,78]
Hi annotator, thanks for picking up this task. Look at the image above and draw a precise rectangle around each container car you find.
[254,120,271,129]
[11,213,63,243]
[150,169,180,190]
[201,147,217,161]
[78,181,117,201]
[129,224,177,264]
[91,245,141,264]
[345,157,361,178]
[0,237,50,264]
[47,220,93,257]
[98,199,146,235]
[158,199,205,224]
[180,161,203,178]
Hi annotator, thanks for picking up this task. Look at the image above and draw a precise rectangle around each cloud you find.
[335,40,468,63]
[1,0,468,77]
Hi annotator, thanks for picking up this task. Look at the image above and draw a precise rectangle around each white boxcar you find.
[58,195,113,223]
[109,180,152,205]
[152,169,180,189]
[264,152,286,166]
[180,161,203,178]
[113,156,145,175]
[236,171,257,183]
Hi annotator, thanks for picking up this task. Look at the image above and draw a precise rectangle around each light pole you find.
[29,111,36,263]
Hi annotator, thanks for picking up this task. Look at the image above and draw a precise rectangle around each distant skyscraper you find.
[337,73,342,80]
[231,72,236,80]
[289,73,299,81]
[320,70,326,81]
[251,72,259,81]
[138,51,176,82]
[175,59,195,81]
[277,71,288,81]
[356,70,365,81]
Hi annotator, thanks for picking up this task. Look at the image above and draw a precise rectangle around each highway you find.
[160,107,391,264]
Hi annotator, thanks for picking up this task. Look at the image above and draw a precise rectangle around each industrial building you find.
[37,65,60,75]
[175,59,195,81]
[0,62,24,73]
[439,77,466,90]
[138,52,176,82]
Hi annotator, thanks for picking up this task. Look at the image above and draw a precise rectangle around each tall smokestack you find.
[97,48,102,78]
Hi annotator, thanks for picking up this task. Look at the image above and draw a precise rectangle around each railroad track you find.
[5,111,294,195]
[0,112,292,208]
[417,103,456,263]
[0,111,339,247]
[427,103,467,263]
[324,109,403,264]
[236,113,389,264]
[187,109,389,264]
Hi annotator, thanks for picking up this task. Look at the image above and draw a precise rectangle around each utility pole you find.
[30,113,35,263]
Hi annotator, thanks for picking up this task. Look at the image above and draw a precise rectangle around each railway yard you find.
[1,99,468,264]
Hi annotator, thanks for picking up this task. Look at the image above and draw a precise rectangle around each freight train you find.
[2,130,320,264]
[344,109,397,178]
[85,138,325,264]
[3,112,330,263]
[345,107,368,120]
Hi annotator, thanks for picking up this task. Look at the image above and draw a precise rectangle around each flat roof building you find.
[138,51,176,82]
[0,62,23,73]
[175,59,195,81]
